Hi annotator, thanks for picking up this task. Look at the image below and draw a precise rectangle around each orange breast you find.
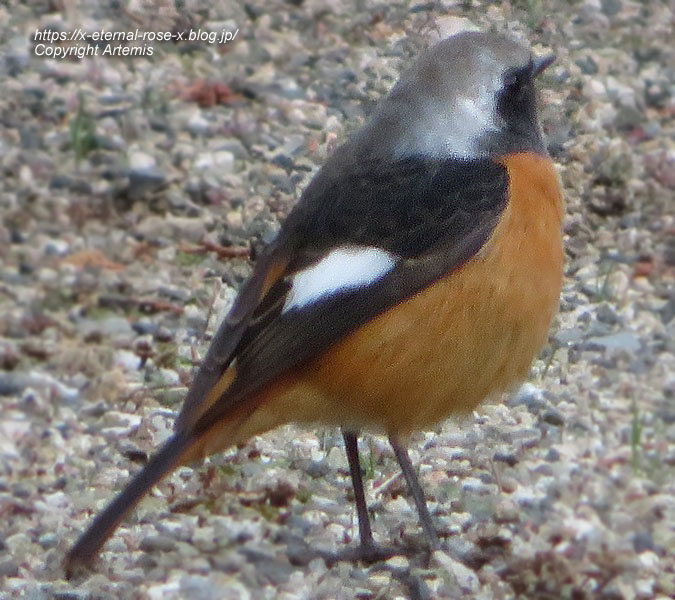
[194,152,564,456]
[300,152,564,434]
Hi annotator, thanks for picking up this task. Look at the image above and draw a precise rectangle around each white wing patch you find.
[282,246,398,313]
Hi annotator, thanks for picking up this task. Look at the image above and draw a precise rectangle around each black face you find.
[492,60,547,155]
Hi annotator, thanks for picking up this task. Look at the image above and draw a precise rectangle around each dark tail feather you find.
[64,432,193,578]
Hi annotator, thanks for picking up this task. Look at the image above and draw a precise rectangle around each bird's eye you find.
[501,65,531,102]
[503,73,519,89]
[503,66,529,92]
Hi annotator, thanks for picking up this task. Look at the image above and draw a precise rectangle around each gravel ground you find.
[1,0,673,598]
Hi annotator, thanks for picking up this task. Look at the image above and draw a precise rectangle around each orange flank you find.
[195,152,564,449]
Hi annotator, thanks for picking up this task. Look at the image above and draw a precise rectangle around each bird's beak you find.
[532,53,556,77]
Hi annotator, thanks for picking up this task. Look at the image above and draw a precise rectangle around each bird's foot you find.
[318,541,403,566]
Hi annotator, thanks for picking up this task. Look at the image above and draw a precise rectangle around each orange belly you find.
[303,153,563,433]
[193,152,564,457]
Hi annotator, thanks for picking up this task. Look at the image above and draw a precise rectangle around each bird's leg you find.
[388,435,440,550]
[315,430,401,565]
[342,429,375,551]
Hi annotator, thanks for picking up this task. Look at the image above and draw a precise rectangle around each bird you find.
[64,30,564,576]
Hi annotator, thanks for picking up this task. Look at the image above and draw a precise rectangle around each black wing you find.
[178,155,509,435]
